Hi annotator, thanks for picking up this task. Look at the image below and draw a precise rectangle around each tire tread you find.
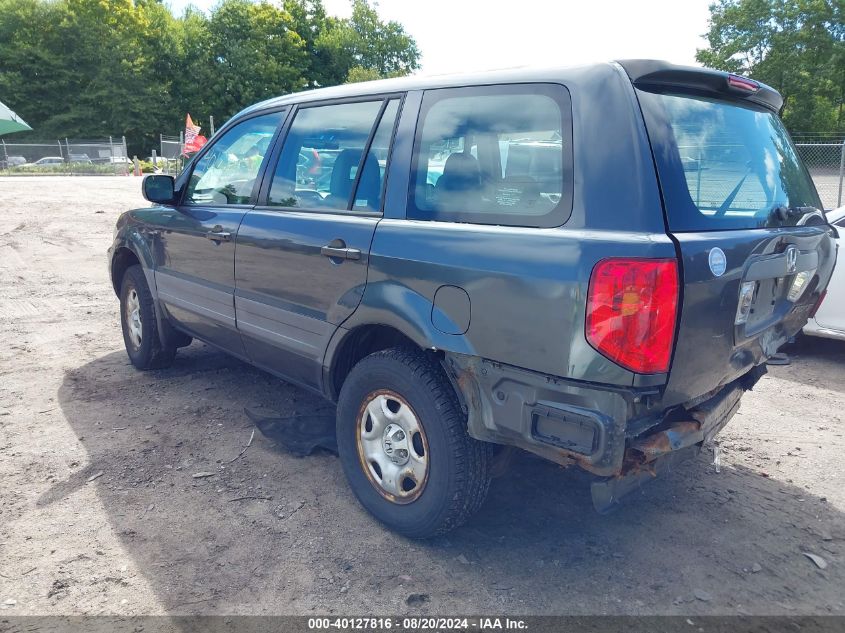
[338,347,492,538]
[121,265,176,370]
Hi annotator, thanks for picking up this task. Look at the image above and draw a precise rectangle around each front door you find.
[155,110,286,356]
[234,97,401,388]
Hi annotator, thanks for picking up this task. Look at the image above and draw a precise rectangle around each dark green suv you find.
[109,60,837,537]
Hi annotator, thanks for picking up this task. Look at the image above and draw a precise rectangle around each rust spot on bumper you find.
[625,420,703,470]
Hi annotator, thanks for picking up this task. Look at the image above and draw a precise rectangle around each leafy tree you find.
[345,66,382,83]
[208,0,308,118]
[696,0,845,135]
[283,0,332,87]
[0,0,421,154]
[0,0,180,151]
[316,0,420,86]
[169,8,217,134]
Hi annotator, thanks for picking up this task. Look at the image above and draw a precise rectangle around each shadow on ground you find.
[774,336,845,394]
[51,344,844,615]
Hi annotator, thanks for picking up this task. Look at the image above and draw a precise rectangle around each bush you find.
[2,163,125,175]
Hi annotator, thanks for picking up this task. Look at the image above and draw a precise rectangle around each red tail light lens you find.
[810,289,827,318]
[586,258,679,374]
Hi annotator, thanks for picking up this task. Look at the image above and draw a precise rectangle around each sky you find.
[166,0,713,75]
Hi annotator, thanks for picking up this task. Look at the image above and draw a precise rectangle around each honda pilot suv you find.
[108,60,837,538]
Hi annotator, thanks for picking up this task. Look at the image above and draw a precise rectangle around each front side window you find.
[184,111,283,206]
[408,84,572,227]
[268,100,394,210]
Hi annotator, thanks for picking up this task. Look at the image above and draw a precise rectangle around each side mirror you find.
[142,175,176,204]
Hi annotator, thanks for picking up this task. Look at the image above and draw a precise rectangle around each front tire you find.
[119,265,176,370]
[336,348,492,538]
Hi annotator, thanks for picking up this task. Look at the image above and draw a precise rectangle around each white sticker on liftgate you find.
[709,247,727,277]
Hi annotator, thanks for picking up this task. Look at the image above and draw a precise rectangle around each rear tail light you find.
[810,289,827,318]
[735,281,756,325]
[787,269,815,302]
[586,258,679,374]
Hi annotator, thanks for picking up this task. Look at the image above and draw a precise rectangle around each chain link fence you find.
[0,137,131,175]
[793,139,845,210]
[3,131,843,208]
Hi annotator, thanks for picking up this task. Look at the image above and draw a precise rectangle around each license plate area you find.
[735,246,819,341]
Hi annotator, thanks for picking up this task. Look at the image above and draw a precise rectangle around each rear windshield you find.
[637,90,822,231]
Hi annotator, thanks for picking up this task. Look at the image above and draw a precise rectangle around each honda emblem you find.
[785,246,798,274]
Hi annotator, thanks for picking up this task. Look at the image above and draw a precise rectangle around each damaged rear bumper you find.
[443,353,759,512]
[591,384,743,512]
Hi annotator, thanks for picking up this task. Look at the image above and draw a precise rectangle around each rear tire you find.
[336,347,492,538]
[119,265,176,370]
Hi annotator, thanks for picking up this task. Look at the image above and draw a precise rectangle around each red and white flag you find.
[183,114,207,154]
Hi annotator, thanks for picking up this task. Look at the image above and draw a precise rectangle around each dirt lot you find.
[1,176,844,616]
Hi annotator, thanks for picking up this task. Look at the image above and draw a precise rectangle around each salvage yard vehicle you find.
[108,60,837,538]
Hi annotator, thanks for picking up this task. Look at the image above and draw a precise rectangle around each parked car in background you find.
[804,205,845,341]
[1,155,27,169]
[108,60,837,537]
[109,156,132,164]
[20,156,65,167]
[69,153,92,163]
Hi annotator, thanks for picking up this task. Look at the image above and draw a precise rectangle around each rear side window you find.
[408,84,573,227]
[268,98,399,211]
[637,90,822,230]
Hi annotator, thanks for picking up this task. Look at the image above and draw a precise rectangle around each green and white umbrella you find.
[0,99,32,136]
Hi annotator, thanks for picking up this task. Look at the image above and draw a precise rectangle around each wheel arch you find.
[323,283,477,401]
[110,231,185,349]
[110,228,157,297]
[324,324,420,402]
[110,246,142,296]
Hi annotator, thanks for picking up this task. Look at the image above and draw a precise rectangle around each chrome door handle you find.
[320,245,361,260]
[206,231,231,242]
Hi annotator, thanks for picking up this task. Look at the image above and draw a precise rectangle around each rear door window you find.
[408,84,573,227]
[267,98,399,211]
[354,99,400,211]
[637,90,822,230]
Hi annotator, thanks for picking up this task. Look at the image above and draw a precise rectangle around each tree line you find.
[697,0,844,137]
[0,0,420,154]
[2,0,842,156]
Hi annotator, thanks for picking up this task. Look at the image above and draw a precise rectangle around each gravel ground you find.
[0,176,844,616]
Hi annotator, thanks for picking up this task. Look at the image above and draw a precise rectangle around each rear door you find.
[631,72,837,406]
[233,97,402,389]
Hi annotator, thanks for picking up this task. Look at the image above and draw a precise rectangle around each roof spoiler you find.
[616,59,783,113]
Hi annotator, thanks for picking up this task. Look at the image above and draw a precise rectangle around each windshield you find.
[637,90,822,231]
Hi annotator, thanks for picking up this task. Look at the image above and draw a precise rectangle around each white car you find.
[20,156,65,167]
[804,206,845,341]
